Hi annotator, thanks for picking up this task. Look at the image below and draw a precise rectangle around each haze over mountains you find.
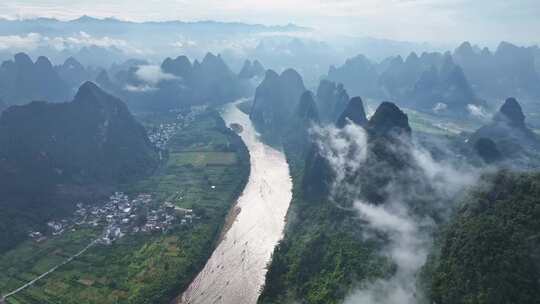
[1,9,540,304]
[0,16,451,85]
[327,41,540,117]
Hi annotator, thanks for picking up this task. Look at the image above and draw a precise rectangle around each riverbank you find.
[179,102,293,304]
[0,108,250,304]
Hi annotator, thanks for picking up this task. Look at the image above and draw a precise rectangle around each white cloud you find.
[412,145,479,199]
[124,84,157,92]
[346,200,429,304]
[0,33,42,51]
[467,104,490,121]
[0,31,144,55]
[433,102,448,113]
[311,123,368,190]
[135,65,178,85]
[313,120,482,304]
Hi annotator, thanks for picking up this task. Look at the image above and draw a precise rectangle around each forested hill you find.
[422,171,540,304]
[0,81,158,197]
[0,81,158,254]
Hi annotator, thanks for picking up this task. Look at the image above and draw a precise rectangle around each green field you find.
[168,152,237,167]
[364,99,482,136]
[0,109,250,304]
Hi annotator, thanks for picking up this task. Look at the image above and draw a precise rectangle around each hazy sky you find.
[1,0,539,44]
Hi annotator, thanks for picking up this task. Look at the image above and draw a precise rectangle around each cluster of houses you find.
[29,192,197,246]
[148,105,208,151]
[149,123,180,150]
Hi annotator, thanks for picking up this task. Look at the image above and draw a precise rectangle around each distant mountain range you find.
[0,16,311,73]
[99,52,248,112]
[470,97,540,166]
[0,15,309,36]
[0,53,71,105]
[326,41,540,116]
[0,51,250,112]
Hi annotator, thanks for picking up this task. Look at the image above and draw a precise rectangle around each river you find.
[179,102,293,304]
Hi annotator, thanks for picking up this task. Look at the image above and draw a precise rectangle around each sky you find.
[1,0,539,45]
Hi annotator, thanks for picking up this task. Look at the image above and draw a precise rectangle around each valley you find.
[0,106,250,304]
[1,6,540,304]
[180,102,293,304]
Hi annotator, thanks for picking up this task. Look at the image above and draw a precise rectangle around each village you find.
[29,192,197,246]
[27,106,210,246]
[148,105,207,151]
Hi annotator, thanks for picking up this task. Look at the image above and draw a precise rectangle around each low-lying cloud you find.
[135,65,178,85]
[312,119,481,304]
[0,33,41,51]
[467,104,490,121]
[0,31,144,55]
[124,84,157,93]
[346,200,430,304]
[311,123,368,189]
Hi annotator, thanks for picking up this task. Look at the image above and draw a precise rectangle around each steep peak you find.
[174,55,192,66]
[75,81,101,97]
[347,54,371,65]
[238,59,264,79]
[367,102,411,137]
[494,97,526,128]
[238,60,253,78]
[296,90,319,122]
[280,68,302,81]
[198,53,231,75]
[496,41,519,53]
[74,81,115,106]
[161,55,192,77]
[280,68,305,89]
[336,96,368,128]
[202,52,221,64]
[73,15,97,22]
[35,56,53,70]
[264,69,280,80]
[14,52,33,67]
[64,57,83,69]
[455,41,475,56]
[440,53,457,75]
[405,52,419,64]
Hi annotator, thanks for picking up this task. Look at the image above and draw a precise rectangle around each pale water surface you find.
[180,102,293,304]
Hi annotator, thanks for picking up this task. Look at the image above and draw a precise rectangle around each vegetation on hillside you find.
[258,157,394,304]
[0,109,250,304]
[422,171,540,304]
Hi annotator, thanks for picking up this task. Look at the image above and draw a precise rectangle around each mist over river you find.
[179,101,293,304]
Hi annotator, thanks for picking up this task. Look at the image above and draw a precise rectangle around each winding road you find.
[1,239,98,302]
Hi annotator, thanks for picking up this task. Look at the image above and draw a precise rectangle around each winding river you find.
[179,102,293,304]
